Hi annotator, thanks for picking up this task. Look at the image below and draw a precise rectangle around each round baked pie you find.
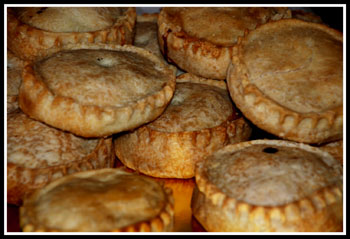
[19,168,174,232]
[7,110,115,206]
[192,140,343,232]
[7,7,136,61]
[227,19,343,144]
[157,7,291,79]
[18,43,176,138]
[7,50,28,113]
[114,73,252,178]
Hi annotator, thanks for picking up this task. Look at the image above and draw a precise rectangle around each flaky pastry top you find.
[147,74,233,132]
[162,7,291,47]
[240,19,343,113]
[25,169,167,231]
[34,49,171,108]
[7,110,97,168]
[202,140,342,207]
[12,7,127,32]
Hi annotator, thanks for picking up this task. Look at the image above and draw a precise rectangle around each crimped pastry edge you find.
[192,139,343,232]
[19,168,174,232]
[115,115,251,179]
[176,73,227,90]
[157,8,232,80]
[227,19,343,144]
[18,43,177,138]
[7,137,115,206]
[114,73,251,178]
[7,7,137,61]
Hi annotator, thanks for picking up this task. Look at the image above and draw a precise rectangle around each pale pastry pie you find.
[19,168,174,232]
[227,19,343,144]
[158,7,291,79]
[7,7,136,61]
[7,50,28,113]
[114,73,252,178]
[192,140,343,232]
[7,110,115,206]
[18,43,176,138]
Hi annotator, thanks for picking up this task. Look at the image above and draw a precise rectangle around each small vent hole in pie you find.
[262,147,278,154]
[96,57,116,68]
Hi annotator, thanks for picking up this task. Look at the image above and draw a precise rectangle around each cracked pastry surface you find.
[7,110,114,206]
[192,139,343,232]
[7,111,97,168]
[20,168,174,232]
[18,43,176,138]
[227,19,343,144]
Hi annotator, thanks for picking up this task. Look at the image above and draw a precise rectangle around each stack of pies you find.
[114,73,252,179]
[7,110,115,206]
[6,6,343,233]
[157,7,292,79]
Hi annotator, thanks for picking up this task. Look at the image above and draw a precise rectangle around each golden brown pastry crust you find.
[192,140,343,232]
[114,73,252,178]
[7,110,115,206]
[19,168,174,232]
[158,7,291,79]
[7,7,136,61]
[18,43,176,138]
[227,19,343,144]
